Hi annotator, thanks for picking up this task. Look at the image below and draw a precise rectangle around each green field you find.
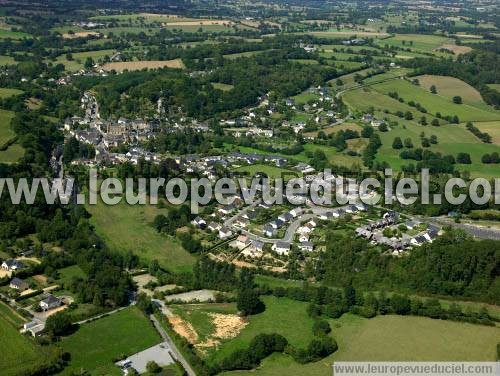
[54,49,116,72]
[211,82,234,91]
[0,109,15,146]
[487,84,500,92]
[56,265,87,287]
[233,164,296,179]
[0,87,23,99]
[87,198,195,273]
[222,313,500,375]
[0,143,25,163]
[208,296,317,365]
[292,90,320,104]
[60,307,161,375]
[372,79,500,122]
[0,28,31,39]
[0,311,53,376]
[374,34,452,52]
[340,86,500,176]
[0,55,16,65]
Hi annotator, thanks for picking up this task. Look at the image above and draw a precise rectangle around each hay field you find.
[101,58,185,72]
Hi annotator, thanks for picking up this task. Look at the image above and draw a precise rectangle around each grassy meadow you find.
[0,87,23,99]
[60,307,161,375]
[0,308,53,376]
[221,314,500,375]
[87,198,195,273]
[0,109,15,145]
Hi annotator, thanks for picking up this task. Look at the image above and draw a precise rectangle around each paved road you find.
[150,314,196,376]
[242,204,347,244]
[223,199,261,227]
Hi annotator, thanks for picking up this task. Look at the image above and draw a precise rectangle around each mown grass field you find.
[0,87,23,99]
[211,82,234,91]
[0,310,51,376]
[56,265,86,287]
[0,28,31,39]
[416,75,484,106]
[0,143,24,163]
[0,108,15,145]
[87,198,195,273]
[371,79,500,122]
[208,296,317,365]
[60,306,161,375]
[374,34,452,52]
[0,55,16,65]
[233,164,296,179]
[221,313,500,376]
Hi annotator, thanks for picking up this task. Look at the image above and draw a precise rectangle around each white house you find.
[298,241,314,252]
[191,216,206,228]
[218,227,233,240]
[1,259,23,271]
[272,242,291,256]
[40,295,61,311]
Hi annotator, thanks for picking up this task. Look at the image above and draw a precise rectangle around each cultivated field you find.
[60,307,161,375]
[87,199,195,273]
[101,59,185,72]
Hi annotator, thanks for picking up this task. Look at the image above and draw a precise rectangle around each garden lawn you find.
[60,306,161,375]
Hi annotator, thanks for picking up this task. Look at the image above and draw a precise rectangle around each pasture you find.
[0,143,24,163]
[0,109,15,145]
[87,198,195,273]
[211,82,234,91]
[60,307,161,375]
[101,59,185,72]
[55,49,116,72]
[416,75,485,106]
[0,55,16,65]
[221,314,500,375]
[374,34,453,52]
[208,296,317,365]
[0,311,51,376]
[0,87,23,99]
[371,79,500,122]
[472,120,500,144]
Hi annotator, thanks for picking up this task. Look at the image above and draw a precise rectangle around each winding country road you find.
[150,314,196,376]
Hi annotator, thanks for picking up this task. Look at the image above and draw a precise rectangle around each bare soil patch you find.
[168,315,199,343]
[195,312,248,351]
[32,274,48,285]
[62,31,101,39]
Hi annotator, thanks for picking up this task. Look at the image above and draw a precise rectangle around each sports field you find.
[221,313,500,375]
[87,198,195,273]
[60,307,161,375]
